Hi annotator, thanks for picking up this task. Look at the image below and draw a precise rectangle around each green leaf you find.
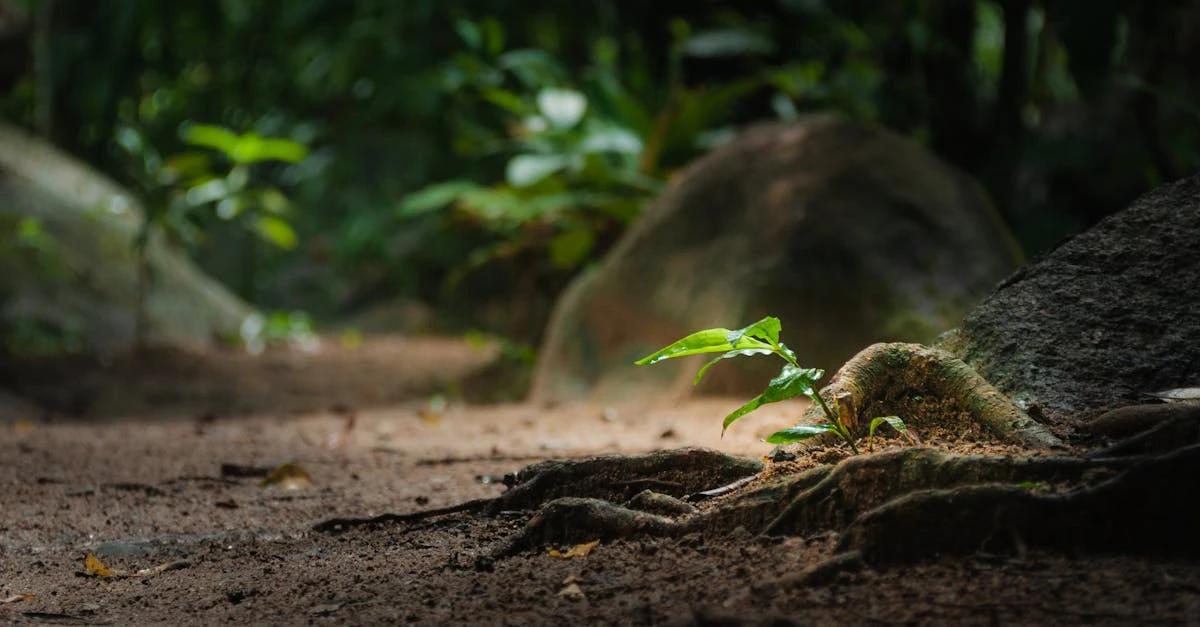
[635,328,768,365]
[867,416,907,452]
[398,180,480,218]
[579,128,643,155]
[230,134,308,165]
[480,87,529,115]
[722,364,823,433]
[683,29,776,58]
[183,124,241,154]
[537,88,587,128]
[548,229,594,269]
[506,154,568,187]
[726,316,781,347]
[694,347,775,385]
[764,424,839,444]
[256,215,298,250]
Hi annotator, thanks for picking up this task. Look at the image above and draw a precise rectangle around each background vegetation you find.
[1,0,1197,349]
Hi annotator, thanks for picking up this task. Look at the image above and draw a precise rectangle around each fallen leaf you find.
[11,421,35,434]
[260,463,311,490]
[84,553,117,577]
[0,594,36,603]
[548,539,600,558]
[82,553,188,579]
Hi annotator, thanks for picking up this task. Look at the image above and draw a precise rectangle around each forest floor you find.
[2,335,1199,625]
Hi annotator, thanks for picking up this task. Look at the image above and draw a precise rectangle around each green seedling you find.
[635,316,911,454]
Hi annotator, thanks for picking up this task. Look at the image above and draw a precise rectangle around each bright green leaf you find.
[764,424,840,444]
[256,215,298,250]
[231,134,308,164]
[258,187,290,214]
[867,415,908,451]
[726,316,781,347]
[506,154,568,187]
[635,328,771,366]
[183,124,240,155]
[536,88,587,128]
[694,347,775,385]
[721,364,823,433]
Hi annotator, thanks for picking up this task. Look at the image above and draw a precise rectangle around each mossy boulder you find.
[531,114,1023,404]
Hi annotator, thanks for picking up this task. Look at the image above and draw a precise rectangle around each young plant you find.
[635,316,910,454]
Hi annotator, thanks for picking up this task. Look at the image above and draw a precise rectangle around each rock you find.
[0,122,254,354]
[530,114,1023,404]
[945,172,1200,416]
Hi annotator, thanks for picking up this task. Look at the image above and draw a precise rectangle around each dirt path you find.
[2,337,1199,625]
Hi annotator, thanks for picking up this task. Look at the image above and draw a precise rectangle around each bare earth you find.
[2,336,1199,625]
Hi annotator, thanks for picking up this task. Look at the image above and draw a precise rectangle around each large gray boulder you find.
[530,114,1023,404]
[945,172,1200,416]
[0,122,254,354]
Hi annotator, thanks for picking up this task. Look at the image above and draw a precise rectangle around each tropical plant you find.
[636,316,912,454]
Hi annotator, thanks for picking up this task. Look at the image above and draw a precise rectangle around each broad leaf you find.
[721,364,823,433]
[548,229,594,269]
[764,424,839,444]
[726,316,781,347]
[635,328,771,365]
[694,347,774,385]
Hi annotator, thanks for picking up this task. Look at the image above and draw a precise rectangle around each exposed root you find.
[485,447,763,515]
[486,447,1143,559]
[802,342,1062,448]
[839,443,1200,566]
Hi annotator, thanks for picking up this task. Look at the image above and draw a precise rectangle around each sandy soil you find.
[2,336,1199,625]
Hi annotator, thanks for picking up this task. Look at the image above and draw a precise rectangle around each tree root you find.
[487,446,1142,560]
[801,342,1062,448]
[484,447,763,515]
[840,442,1200,566]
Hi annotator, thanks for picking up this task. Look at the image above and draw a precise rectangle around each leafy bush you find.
[637,317,912,454]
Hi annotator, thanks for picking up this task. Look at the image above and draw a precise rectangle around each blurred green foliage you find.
[0,0,1197,345]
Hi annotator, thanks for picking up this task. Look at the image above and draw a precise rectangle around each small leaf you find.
[183,123,240,154]
[398,180,480,217]
[548,229,594,269]
[683,29,775,58]
[85,553,117,577]
[506,154,568,187]
[536,88,587,128]
[579,128,643,154]
[480,87,529,115]
[764,424,840,444]
[722,365,822,434]
[868,416,910,451]
[256,215,298,250]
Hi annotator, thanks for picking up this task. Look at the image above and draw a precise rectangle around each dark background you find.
[1,0,1196,348]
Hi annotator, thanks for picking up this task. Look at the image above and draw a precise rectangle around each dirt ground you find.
[2,336,1200,625]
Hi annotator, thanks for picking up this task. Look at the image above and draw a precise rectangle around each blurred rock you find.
[532,114,1022,404]
[0,122,254,354]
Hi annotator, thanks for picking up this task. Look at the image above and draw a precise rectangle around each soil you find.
[2,336,1199,625]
